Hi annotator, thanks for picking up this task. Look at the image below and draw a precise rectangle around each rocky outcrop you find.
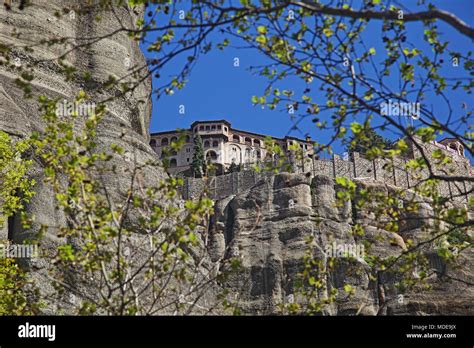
[0,1,172,312]
[0,1,161,237]
[209,173,473,315]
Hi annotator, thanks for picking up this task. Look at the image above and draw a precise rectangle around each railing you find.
[178,152,472,202]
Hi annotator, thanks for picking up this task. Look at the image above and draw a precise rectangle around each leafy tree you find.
[0,257,40,315]
[0,131,38,315]
[0,131,35,228]
[192,134,205,178]
[23,94,237,315]
[227,161,240,174]
[347,124,393,158]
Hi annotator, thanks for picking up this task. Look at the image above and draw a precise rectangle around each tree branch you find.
[291,1,474,40]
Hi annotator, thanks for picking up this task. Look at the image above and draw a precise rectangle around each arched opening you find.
[170,136,177,143]
[161,138,168,146]
[245,137,252,145]
[185,135,190,142]
[212,140,219,147]
[169,158,177,167]
[206,150,217,161]
[230,146,240,164]
[149,139,156,147]
[254,139,261,147]
[204,140,210,148]
[233,135,240,143]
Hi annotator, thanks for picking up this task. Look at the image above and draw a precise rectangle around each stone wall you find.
[180,152,473,202]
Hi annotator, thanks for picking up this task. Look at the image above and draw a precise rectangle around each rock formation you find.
[0,0,160,234]
[209,173,473,315]
[0,1,173,312]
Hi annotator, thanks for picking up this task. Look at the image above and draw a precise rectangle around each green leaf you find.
[323,28,333,38]
[256,35,267,45]
[257,26,267,34]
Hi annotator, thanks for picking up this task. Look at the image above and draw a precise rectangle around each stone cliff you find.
[0,1,173,311]
[208,173,473,315]
[0,1,162,238]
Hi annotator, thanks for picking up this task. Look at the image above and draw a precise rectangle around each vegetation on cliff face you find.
[0,131,35,228]
[0,132,38,315]
[0,1,472,314]
[346,124,393,158]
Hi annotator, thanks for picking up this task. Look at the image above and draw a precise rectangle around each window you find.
[212,140,219,147]
[199,126,204,131]
[161,138,168,146]
[224,127,228,132]
[256,150,261,159]
[185,135,190,142]
[170,158,177,167]
[187,158,190,163]
[233,135,240,142]
[204,140,210,148]
[211,125,216,130]
[217,125,222,130]
[245,148,251,161]
[245,137,252,145]
[186,147,191,153]
[206,126,210,130]
[170,136,177,143]
[150,139,156,147]
[254,139,260,147]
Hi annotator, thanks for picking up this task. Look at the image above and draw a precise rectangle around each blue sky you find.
[143,0,473,157]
